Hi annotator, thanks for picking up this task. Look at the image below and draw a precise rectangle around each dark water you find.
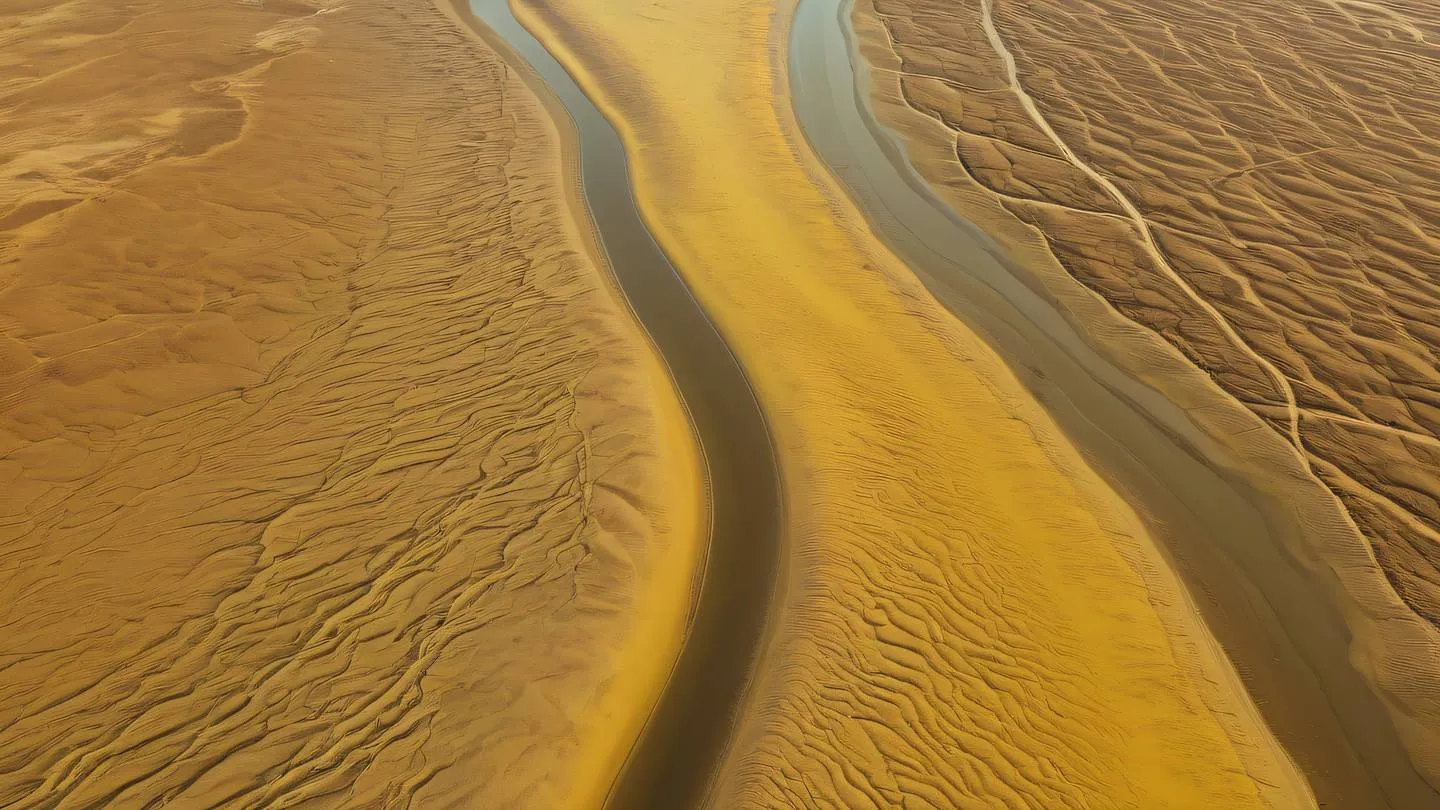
[467,0,1436,806]
[464,2,783,808]
[791,0,1436,807]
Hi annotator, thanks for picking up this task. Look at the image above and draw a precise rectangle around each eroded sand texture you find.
[0,0,698,806]
[862,0,1440,626]
[855,0,1440,800]
[516,0,1314,806]
[846,0,1440,795]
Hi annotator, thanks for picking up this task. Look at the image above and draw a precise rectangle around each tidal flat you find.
[1,0,698,806]
[4,0,1438,807]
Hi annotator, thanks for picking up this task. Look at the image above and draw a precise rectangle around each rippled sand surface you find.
[0,0,699,806]
[516,0,1314,806]
[854,0,1440,804]
[860,0,1440,622]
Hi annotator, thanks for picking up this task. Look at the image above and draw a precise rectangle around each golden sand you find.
[0,0,700,806]
[857,0,1440,621]
[853,0,1440,800]
[515,0,1314,805]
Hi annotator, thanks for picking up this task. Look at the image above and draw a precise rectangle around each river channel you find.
[463,1,784,808]
[467,0,1438,807]
[791,1,1435,807]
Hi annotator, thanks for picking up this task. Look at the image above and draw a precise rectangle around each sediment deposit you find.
[515,0,1314,806]
[852,0,1440,804]
[0,0,699,806]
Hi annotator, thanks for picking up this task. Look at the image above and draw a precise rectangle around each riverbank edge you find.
[437,1,710,806]
[778,1,1312,806]
[507,0,1319,806]
[845,0,1440,799]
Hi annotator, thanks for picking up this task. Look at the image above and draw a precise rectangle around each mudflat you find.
[852,0,1440,805]
[0,0,699,806]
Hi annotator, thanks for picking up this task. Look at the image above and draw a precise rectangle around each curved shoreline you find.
[452,0,1412,805]
[782,3,1315,804]
[455,2,786,808]
[503,0,1327,807]
[813,0,1440,806]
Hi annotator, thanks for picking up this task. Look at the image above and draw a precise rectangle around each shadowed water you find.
[791,0,1436,806]
[465,0,1435,806]
[466,1,784,808]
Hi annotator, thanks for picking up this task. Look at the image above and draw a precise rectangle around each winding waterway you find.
[464,0,1438,807]
[462,2,783,808]
[791,0,1437,807]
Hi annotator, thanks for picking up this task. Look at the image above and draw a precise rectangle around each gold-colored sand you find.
[853,0,1440,801]
[516,0,1313,805]
[0,0,699,806]
[858,0,1440,623]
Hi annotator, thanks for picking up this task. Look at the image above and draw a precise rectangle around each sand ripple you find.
[856,0,1440,801]
[0,1,697,806]
[514,0,1313,805]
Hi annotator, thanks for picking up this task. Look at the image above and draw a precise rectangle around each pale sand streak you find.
[973,0,1440,664]
[977,0,1306,451]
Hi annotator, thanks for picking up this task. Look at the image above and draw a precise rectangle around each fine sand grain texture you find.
[853,0,1440,804]
[515,0,1315,806]
[0,0,701,807]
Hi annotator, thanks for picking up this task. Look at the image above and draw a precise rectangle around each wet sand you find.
[0,0,700,806]
[849,0,1440,805]
[11,0,1432,805]
[512,0,1315,806]
[457,1,784,807]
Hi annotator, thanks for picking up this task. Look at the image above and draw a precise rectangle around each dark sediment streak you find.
[791,0,1437,807]
[461,1,784,808]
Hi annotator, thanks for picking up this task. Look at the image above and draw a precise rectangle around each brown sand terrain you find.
[0,0,701,806]
[515,0,1315,806]
[854,0,1440,803]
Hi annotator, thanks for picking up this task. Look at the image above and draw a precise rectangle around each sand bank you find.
[514,0,1315,805]
[850,0,1440,805]
[0,0,699,806]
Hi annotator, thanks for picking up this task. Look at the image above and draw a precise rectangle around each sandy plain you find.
[851,0,1440,805]
[515,0,1317,806]
[0,0,701,807]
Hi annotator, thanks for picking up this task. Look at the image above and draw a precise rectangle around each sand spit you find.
[852,0,1440,803]
[0,0,701,806]
[515,0,1314,806]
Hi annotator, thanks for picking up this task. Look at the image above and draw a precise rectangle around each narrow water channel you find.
[462,2,783,809]
[465,0,1436,806]
[790,0,1436,807]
